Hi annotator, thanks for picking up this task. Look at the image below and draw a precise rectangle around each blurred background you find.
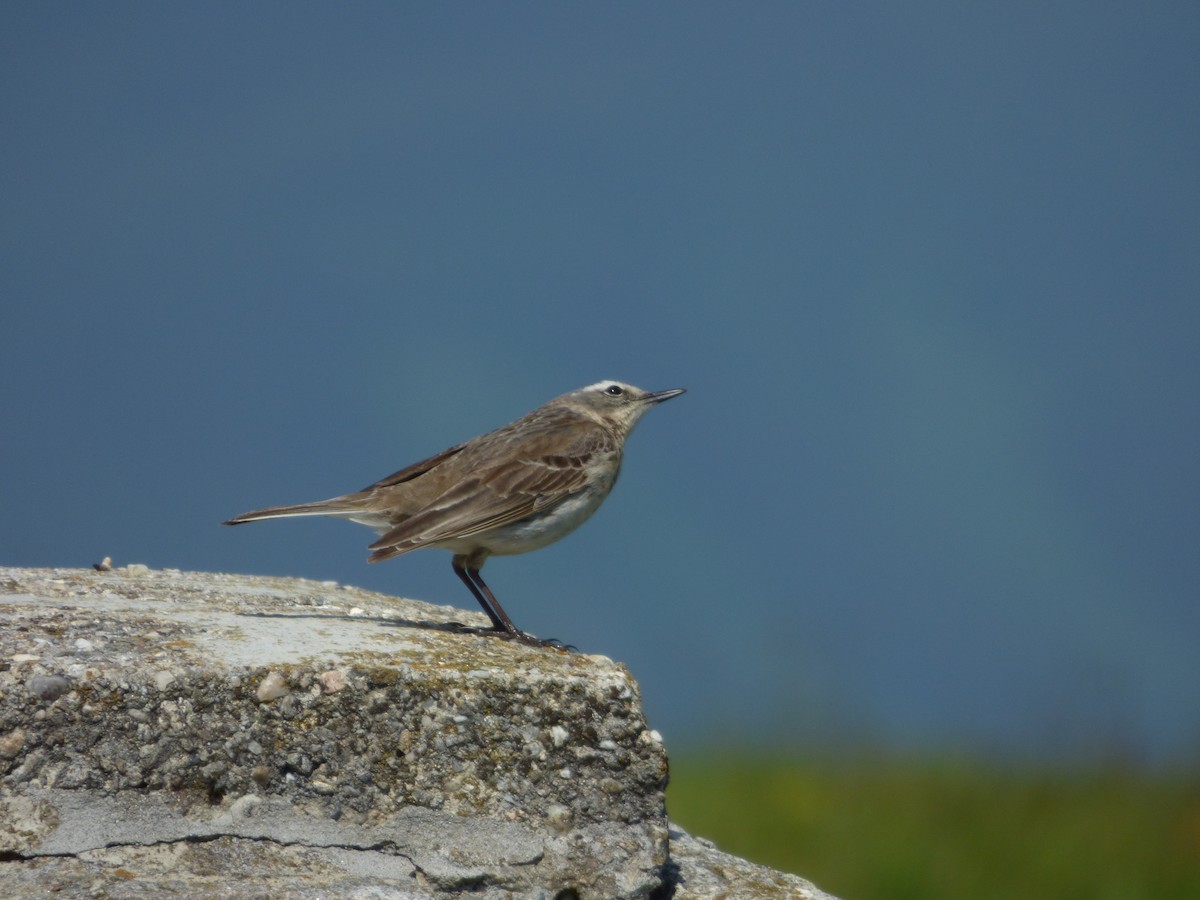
[3,4,1198,896]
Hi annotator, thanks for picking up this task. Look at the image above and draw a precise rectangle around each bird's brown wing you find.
[360,442,468,490]
[366,426,616,562]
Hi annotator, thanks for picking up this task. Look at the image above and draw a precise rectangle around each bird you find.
[224,380,685,643]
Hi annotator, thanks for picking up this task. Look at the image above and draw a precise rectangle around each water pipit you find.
[224,380,685,643]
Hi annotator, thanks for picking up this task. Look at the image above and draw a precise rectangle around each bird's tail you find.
[223,498,362,526]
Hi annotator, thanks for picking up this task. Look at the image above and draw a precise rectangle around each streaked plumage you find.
[224,380,684,643]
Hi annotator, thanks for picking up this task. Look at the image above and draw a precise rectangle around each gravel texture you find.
[0,566,835,899]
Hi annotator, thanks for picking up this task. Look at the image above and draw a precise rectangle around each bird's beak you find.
[644,388,686,404]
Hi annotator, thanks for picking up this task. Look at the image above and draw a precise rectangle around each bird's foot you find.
[448,623,575,651]
[521,634,578,652]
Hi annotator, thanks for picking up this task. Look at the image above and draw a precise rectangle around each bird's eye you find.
[605,385,624,396]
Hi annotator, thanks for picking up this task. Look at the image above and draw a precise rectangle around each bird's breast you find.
[470,469,617,557]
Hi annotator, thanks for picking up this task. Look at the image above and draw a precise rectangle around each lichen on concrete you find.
[0,566,836,899]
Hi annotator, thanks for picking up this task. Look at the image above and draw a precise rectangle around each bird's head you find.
[562,380,686,435]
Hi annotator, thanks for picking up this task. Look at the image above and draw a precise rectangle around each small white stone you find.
[73,639,94,653]
[348,607,366,616]
[154,671,175,691]
[230,794,263,819]
[549,725,569,747]
[545,803,573,834]
[319,670,348,693]
[256,671,289,702]
[598,739,618,751]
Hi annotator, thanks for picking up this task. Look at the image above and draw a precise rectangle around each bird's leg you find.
[452,556,517,634]
[450,555,567,649]
[467,567,523,636]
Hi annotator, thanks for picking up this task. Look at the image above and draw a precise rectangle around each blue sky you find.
[3,3,1198,764]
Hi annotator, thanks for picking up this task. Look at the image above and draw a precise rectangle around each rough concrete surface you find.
[0,566,836,899]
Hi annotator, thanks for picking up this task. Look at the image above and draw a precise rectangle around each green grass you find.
[667,752,1200,900]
